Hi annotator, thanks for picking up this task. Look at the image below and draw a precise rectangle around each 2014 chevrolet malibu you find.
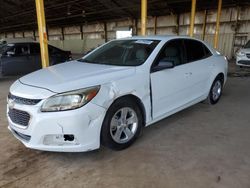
[7,36,228,152]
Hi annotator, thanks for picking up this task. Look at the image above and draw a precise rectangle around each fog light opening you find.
[64,134,74,141]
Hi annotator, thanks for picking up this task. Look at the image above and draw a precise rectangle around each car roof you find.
[5,42,67,52]
[7,42,39,45]
[126,35,200,41]
[6,42,56,48]
[119,35,218,55]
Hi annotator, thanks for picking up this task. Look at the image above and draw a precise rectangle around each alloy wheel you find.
[110,107,138,144]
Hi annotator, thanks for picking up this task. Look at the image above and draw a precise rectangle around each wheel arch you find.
[215,72,225,84]
[206,72,225,98]
[209,72,225,87]
[107,94,147,127]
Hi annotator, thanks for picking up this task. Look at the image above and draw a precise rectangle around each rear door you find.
[49,46,65,65]
[29,43,42,70]
[183,39,213,100]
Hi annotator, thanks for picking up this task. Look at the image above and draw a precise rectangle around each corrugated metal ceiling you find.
[0,0,249,32]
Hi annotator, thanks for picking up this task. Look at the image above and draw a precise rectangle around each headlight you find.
[41,86,100,112]
[237,51,245,57]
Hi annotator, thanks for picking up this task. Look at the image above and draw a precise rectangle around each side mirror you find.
[152,60,175,72]
[6,51,15,56]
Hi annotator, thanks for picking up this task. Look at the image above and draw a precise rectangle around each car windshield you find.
[78,39,160,66]
[244,41,250,49]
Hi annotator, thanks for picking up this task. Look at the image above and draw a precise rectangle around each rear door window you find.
[49,46,61,55]
[10,44,29,56]
[184,39,211,62]
[30,43,40,55]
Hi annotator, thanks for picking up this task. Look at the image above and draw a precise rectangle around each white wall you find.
[1,6,250,58]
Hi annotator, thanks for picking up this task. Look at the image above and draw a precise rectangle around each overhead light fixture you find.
[113,26,132,31]
[67,5,71,16]
[82,10,86,17]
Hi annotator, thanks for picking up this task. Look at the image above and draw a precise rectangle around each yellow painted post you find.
[189,0,196,37]
[214,0,222,49]
[141,0,147,36]
[35,0,49,68]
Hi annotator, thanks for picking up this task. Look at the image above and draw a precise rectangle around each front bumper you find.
[7,101,106,152]
[236,55,250,67]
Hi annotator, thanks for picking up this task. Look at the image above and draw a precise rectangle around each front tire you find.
[207,76,223,105]
[101,98,143,150]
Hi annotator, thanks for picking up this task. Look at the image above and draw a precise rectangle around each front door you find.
[150,39,193,119]
[1,43,32,75]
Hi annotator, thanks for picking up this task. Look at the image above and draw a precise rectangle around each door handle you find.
[185,72,192,76]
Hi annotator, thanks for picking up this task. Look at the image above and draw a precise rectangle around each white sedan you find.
[7,36,228,152]
[236,40,250,67]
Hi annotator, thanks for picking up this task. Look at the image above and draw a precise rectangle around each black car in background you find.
[0,41,7,54]
[0,42,72,76]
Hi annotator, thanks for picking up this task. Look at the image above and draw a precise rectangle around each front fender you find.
[91,75,151,124]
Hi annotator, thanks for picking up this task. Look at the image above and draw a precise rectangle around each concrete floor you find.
[0,64,250,188]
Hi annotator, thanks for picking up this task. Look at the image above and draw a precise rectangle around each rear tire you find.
[101,98,143,150]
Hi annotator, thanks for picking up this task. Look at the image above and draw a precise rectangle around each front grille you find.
[8,93,41,105]
[238,60,250,65]
[8,108,30,127]
[246,54,250,59]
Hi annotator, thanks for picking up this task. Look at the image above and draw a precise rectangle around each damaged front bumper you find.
[7,101,106,152]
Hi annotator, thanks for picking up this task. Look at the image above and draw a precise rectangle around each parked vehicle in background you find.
[1,38,34,50]
[0,42,72,75]
[0,37,34,44]
[0,40,7,54]
[236,40,250,67]
[0,40,7,48]
[7,36,228,152]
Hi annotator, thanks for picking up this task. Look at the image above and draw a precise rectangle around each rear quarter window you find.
[30,44,40,54]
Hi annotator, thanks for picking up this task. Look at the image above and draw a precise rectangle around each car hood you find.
[19,60,136,93]
[239,48,250,53]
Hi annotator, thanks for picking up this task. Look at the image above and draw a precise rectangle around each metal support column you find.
[133,19,138,36]
[176,14,180,35]
[154,16,157,35]
[189,0,196,37]
[33,30,36,41]
[104,22,108,42]
[141,0,147,36]
[231,6,240,57]
[35,0,49,68]
[202,10,207,41]
[80,25,83,40]
[61,27,64,41]
[214,0,222,49]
